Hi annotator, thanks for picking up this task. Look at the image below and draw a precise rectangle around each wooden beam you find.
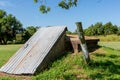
[76,22,90,64]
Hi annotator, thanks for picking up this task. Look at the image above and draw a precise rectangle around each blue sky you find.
[0,0,120,32]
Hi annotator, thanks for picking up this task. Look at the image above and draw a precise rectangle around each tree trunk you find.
[2,39,7,45]
[76,22,90,64]
[0,38,2,45]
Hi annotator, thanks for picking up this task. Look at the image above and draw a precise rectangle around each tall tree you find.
[22,26,37,42]
[117,27,120,35]
[103,22,118,35]
[0,10,6,44]
[84,22,119,36]
[94,22,103,35]
[0,9,22,44]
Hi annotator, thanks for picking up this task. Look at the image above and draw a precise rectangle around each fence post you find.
[76,22,90,64]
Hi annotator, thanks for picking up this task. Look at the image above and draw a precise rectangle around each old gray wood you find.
[76,22,90,64]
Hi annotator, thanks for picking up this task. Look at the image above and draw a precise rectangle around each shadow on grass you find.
[93,53,106,57]
[88,46,120,79]
[88,60,120,79]
[63,73,76,80]
[109,54,120,58]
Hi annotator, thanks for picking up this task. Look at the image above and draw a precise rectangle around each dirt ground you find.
[0,72,31,80]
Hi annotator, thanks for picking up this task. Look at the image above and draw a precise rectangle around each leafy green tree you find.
[94,22,103,35]
[0,9,22,44]
[117,27,120,35]
[112,25,118,34]
[103,22,118,35]
[84,22,119,36]
[22,26,38,42]
[84,24,95,36]
[26,26,37,36]
[34,0,78,13]
[0,10,6,44]
[22,30,31,42]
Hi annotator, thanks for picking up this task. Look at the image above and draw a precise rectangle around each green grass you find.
[0,44,120,80]
[32,47,120,80]
[96,35,120,42]
[0,77,15,80]
[86,47,120,80]
[99,42,120,51]
[32,52,84,80]
[0,44,22,67]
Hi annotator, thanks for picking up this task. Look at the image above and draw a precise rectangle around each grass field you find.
[0,44,120,80]
[99,42,120,51]
[96,35,120,42]
[32,47,120,80]
[0,44,23,67]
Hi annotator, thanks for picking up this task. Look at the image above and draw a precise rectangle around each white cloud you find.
[0,0,13,7]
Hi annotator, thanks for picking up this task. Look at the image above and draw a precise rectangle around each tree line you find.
[1,9,120,44]
[0,9,38,45]
[84,22,120,36]
[66,22,120,36]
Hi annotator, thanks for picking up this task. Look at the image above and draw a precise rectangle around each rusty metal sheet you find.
[0,26,67,75]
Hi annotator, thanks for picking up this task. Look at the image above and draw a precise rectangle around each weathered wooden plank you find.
[76,22,90,64]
